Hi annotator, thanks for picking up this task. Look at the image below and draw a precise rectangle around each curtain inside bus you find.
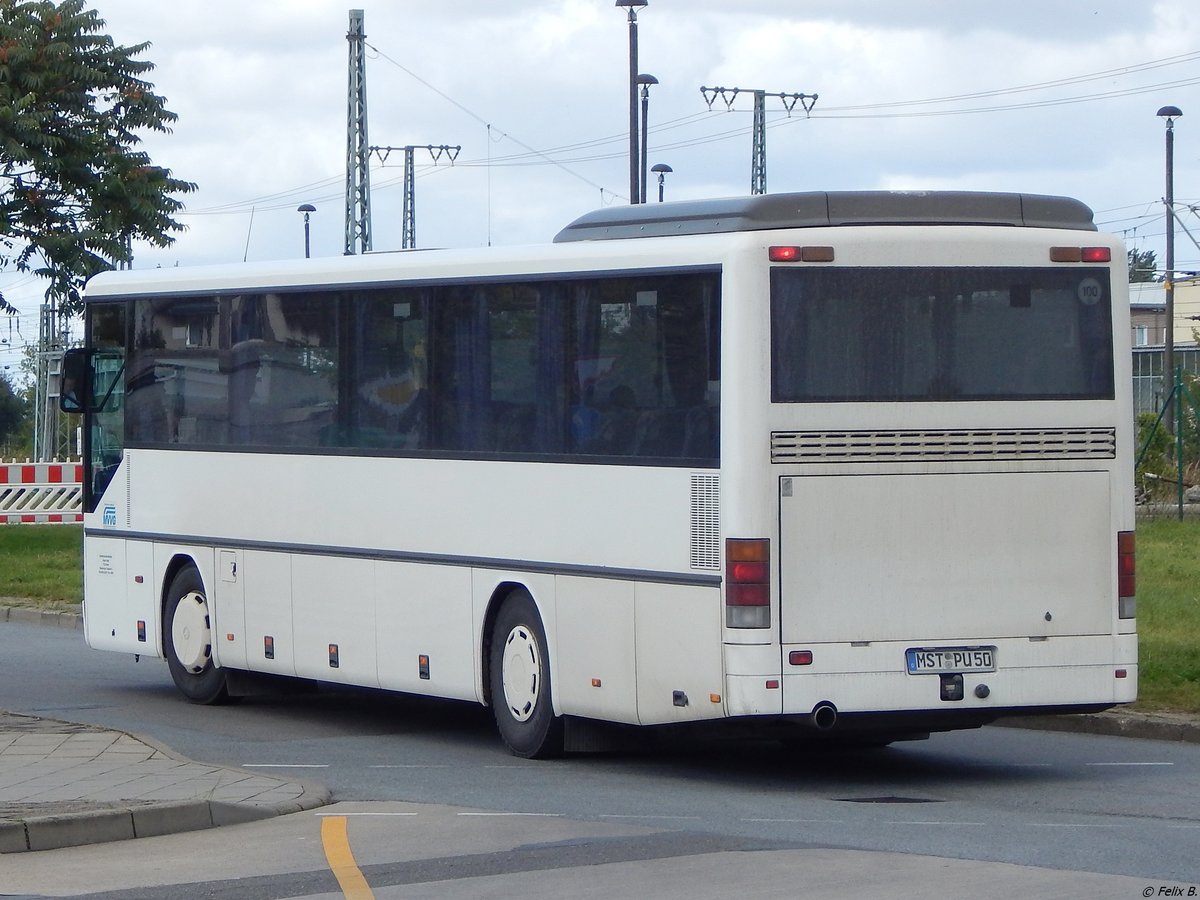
[770,267,1114,402]
[121,271,721,465]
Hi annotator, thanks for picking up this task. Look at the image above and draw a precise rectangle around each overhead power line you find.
[169,45,1200,225]
[821,49,1200,113]
[364,40,623,201]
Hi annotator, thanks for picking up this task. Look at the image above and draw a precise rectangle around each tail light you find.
[769,245,835,262]
[726,538,770,628]
[1117,531,1135,618]
[1049,246,1112,263]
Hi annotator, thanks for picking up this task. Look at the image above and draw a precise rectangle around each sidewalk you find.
[0,710,330,853]
[2,602,1197,855]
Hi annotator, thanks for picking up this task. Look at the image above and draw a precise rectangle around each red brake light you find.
[727,583,769,607]
[769,246,800,262]
[729,561,769,583]
[1117,531,1135,618]
[1117,531,1135,596]
[1081,246,1112,263]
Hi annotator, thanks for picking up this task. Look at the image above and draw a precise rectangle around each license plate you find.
[906,646,996,674]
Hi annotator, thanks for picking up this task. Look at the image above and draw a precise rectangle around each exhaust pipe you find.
[810,701,838,731]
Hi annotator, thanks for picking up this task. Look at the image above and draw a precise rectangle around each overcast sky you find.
[2,0,1199,376]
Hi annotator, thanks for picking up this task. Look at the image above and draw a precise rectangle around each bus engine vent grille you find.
[770,427,1117,464]
[689,474,721,570]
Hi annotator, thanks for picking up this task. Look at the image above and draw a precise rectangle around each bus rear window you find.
[770,267,1114,402]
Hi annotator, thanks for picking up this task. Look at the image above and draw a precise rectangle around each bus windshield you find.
[770,266,1114,403]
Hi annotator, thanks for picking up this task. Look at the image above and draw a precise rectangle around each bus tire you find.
[163,566,232,705]
[489,589,563,759]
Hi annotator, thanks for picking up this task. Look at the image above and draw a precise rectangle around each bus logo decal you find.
[103,505,117,527]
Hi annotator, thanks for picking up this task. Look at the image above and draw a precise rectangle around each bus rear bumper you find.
[723,634,1138,721]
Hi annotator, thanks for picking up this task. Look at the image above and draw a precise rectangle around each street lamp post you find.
[616,0,648,204]
[637,73,658,204]
[1158,105,1182,432]
[651,163,672,202]
[297,203,316,258]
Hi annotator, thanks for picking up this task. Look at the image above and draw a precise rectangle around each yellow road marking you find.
[321,815,375,900]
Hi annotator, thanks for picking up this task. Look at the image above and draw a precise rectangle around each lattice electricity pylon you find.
[370,145,462,249]
[700,86,818,195]
[32,301,73,462]
[345,9,372,255]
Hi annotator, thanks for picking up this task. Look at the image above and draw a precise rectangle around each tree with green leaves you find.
[0,367,28,456]
[0,0,195,317]
[1129,247,1158,283]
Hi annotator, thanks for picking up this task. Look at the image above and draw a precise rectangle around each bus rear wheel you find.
[489,590,563,759]
[163,566,232,705]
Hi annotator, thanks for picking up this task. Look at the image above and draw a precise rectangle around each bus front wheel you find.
[489,590,563,758]
[163,566,232,705]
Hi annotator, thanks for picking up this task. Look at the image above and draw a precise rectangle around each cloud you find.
[1,0,1198,370]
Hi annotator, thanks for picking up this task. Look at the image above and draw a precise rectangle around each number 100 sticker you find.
[1078,277,1103,305]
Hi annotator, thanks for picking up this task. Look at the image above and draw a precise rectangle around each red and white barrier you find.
[0,461,84,524]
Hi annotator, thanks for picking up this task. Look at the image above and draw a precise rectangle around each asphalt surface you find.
[1,602,1197,854]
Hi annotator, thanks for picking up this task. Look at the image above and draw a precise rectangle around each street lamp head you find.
[636,73,659,86]
[615,0,648,7]
[297,204,316,258]
[651,163,672,202]
[1158,105,1183,119]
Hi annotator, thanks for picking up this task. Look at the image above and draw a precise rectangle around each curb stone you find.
[996,708,1200,744]
[0,605,83,629]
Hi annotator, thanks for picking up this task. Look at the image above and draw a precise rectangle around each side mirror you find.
[59,348,90,413]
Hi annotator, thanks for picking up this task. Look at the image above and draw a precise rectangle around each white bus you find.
[62,191,1137,757]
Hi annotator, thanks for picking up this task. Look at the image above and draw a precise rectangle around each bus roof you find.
[553,190,1098,242]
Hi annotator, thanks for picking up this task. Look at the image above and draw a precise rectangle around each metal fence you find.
[1132,346,1200,421]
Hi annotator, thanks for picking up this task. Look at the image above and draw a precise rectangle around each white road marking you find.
[885,821,988,827]
[742,818,845,824]
[482,765,539,769]
[370,764,451,769]
[1085,761,1174,767]
[242,763,330,768]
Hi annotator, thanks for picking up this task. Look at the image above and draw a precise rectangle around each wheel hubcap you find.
[501,625,541,723]
[172,591,212,674]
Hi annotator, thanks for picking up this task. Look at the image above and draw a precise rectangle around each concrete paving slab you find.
[0,709,329,853]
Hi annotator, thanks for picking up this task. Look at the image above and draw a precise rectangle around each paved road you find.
[1,617,1198,892]
[0,800,1169,899]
